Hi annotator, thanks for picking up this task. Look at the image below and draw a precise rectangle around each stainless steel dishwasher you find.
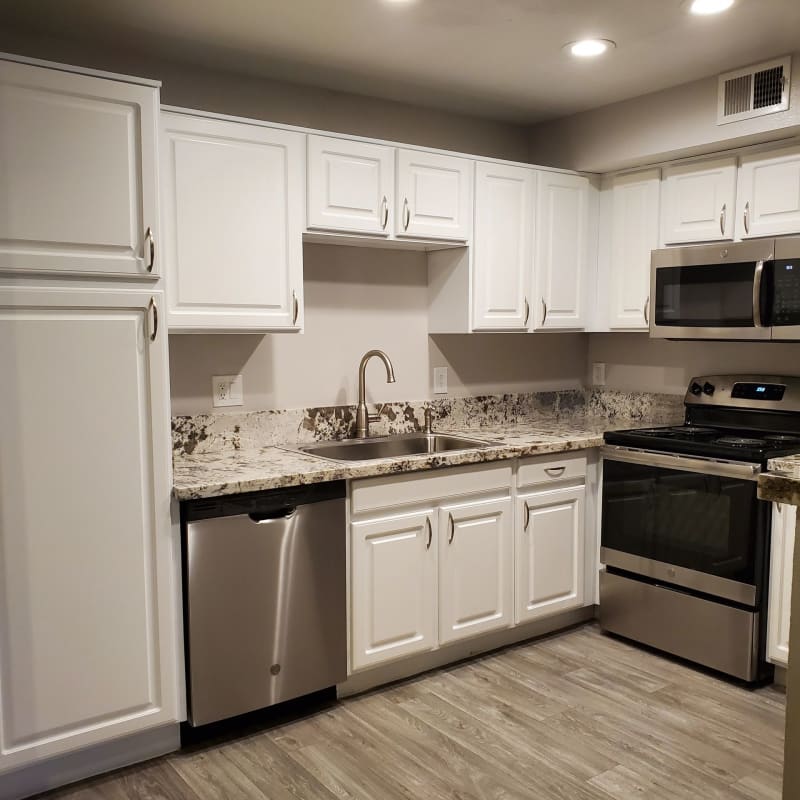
[182,481,346,726]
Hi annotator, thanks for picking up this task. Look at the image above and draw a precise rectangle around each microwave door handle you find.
[753,260,765,327]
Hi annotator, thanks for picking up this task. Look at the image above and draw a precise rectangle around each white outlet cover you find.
[212,374,244,407]
[433,367,448,394]
[592,362,606,387]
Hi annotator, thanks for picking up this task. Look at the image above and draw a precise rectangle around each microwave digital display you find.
[770,259,800,326]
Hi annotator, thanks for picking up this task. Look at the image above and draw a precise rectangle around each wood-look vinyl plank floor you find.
[38,624,786,800]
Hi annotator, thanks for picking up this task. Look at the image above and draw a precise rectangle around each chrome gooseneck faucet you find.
[356,350,396,438]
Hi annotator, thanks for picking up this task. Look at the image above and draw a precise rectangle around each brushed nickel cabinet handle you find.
[524,296,530,327]
[425,516,432,550]
[144,226,155,272]
[292,290,299,325]
[381,195,388,230]
[541,297,548,326]
[744,201,750,235]
[644,297,650,326]
[148,296,158,342]
[523,502,530,532]
[719,204,726,236]
[447,512,455,544]
[403,197,410,231]
[545,466,567,477]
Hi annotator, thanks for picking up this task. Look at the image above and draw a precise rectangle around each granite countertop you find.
[173,416,649,501]
[758,454,800,507]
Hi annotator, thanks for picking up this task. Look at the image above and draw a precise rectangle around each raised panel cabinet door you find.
[161,113,305,331]
[767,502,796,667]
[661,157,737,244]
[0,287,178,773]
[516,485,585,624]
[609,169,661,330]
[534,171,589,330]
[472,162,535,331]
[737,145,800,239]
[350,510,436,670]
[307,135,394,235]
[0,59,160,277]
[395,149,473,241]
[438,496,513,644]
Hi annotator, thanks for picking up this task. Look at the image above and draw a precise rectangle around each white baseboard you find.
[338,606,595,697]
[0,724,180,800]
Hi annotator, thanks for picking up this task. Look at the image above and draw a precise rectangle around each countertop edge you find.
[758,472,800,507]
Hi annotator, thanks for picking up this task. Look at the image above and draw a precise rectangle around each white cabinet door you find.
[767,502,796,667]
[396,149,472,241]
[737,145,800,239]
[0,59,159,278]
[534,171,589,330]
[307,135,394,235]
[351,510,436,670]
[661,157,737,244]
[438,496,513,644]
[161,113,305,332]
[516,485,585,624]
[0,287,178,773]
[608,169,661,330]
[472,162,535,331]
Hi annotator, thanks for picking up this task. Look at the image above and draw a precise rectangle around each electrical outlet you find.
[433,367,448,394]
[212,374,243,407]
[592,362,606,387]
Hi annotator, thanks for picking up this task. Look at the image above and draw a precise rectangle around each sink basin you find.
[295,433,494,462]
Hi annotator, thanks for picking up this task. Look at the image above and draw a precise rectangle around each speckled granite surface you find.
[173,390,685,501]
[759,454,800,506]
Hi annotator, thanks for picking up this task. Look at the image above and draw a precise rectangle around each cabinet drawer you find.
[517,452,586,488]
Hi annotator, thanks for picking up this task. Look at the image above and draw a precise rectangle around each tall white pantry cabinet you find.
[0,57,180,777]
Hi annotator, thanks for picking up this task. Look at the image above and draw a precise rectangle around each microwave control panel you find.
[771,259,800,325]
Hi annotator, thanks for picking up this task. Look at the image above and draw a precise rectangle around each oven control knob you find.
[690,382,703,396]
[703,382,716,396]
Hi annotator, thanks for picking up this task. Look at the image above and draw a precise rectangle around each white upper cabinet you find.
[472,162,535,331]
[438,496,513,644]
[0,286,178,772]
[608,169,661,330]
[307,135,394,235]
[767,502,796,668]
[661,156,737,244]
[161,112,305,332]
[534,171,590,330]
[736,144,800,239]
[515,485,585,625]
[350,510,437,671]
[395,149,472,241]
[0,59,160,278]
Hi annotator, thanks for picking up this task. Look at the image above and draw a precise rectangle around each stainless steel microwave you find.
[650,237,800,341]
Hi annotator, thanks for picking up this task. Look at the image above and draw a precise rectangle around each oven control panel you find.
[771,259,800,326]
[684,374,800,411]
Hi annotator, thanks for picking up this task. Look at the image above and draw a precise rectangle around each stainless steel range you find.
[600,375,800,682]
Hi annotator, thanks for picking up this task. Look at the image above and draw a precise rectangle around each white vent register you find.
[717,56,791,124]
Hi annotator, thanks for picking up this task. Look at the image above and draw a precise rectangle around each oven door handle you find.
[601,445,761,481]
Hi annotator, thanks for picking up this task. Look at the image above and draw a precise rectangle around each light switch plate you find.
[212,374,243,407]
[592,362,606,387]
[433,367,448,394]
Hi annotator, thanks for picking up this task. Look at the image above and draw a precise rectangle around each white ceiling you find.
[2,0,800,123]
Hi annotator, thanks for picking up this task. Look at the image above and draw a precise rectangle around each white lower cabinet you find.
[515,485,585,624]
[438,496,513,644]
[0,286,179,773]
[350,510,437,671]
[767,501,797,667]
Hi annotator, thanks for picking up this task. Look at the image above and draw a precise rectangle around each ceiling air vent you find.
[717,56,791,125]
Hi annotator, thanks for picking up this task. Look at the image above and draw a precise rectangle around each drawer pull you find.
[545,466,566,477]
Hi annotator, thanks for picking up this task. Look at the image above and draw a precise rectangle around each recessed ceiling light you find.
[563,39,616,58]
[689,0,734,14]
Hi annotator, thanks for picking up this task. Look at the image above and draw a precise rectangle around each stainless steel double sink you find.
[293,432,494,462]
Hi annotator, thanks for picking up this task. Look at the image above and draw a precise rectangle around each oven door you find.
[601,446,768,607]
[650,241,773,340]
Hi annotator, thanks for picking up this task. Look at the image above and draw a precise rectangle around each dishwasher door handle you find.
[249,507,296,523]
